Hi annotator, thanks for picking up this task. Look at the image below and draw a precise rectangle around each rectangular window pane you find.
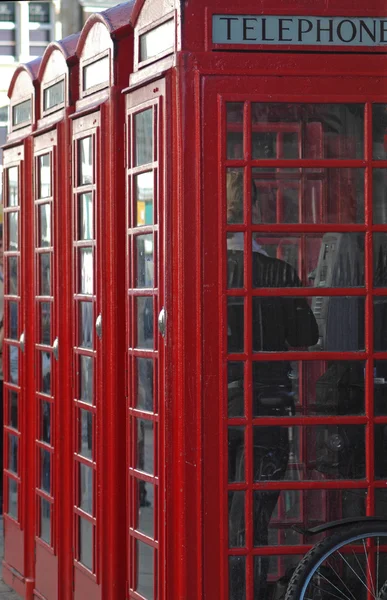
[0,2,15,21]
[79,302,93,348]
[227,103,244,159]
[41,448,51,493]
[136,357,154,411]
[137,480,154,538]
[40,498,51,544]
[79,463,93,515]
[29,29,50,42]
[8,478,17,519]
[373,105,387,160]
[79,409,92,459]
[29,2,50,23]
[8,256,18,294]
[78,137,93,185]
[229,427,245,482]
[375,298,387,351]
[40,253,51,295]
[137,419,154,475]
[83,56,109,91]
[80,248,93,294]
[136,234,154,287]
[40,302,51,344]
[39,204,51,247]
[42,400,50,444]
[9,345,18,385]
[136,297,154,349]
[43,80,64,111]
[375,360,387,415]
[79,193,93,240]
[8,434,17,473]
[375,426,387,479]
[229,491,245,547]
[79,517,93,570]
[135,172,154,226]
[41,351,51,394]
[9,390,18,429]
[136,540,154,600]
[12,99,31,127]
[228,297,244,353]
[135,109,153,166]
[8,300,18,339]
[7,211,18,250]
[39,154,51,198]
[7,166,18,206]
[80,355,93,404]
[227,235,244,289]
[139,18,174,62]
[226,168,244,224]
[228,362,244,417]
[229,556,245,600]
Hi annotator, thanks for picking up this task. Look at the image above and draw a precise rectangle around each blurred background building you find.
[0,0,118,208]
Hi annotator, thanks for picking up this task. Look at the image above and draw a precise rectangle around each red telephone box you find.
[5,0,387,599]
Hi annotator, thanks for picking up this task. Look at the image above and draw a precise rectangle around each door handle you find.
[19,331,25,353]
[158,307,166,338]
[53,337,59,361]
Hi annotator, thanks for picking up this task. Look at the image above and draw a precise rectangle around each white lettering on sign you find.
[212,15,387,46]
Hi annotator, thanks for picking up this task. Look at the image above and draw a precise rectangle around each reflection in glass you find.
[8,167,18,206]
[374,233,387,286]
[137,480,154,538]
[136,540,154,600]
[79,517,93,570]
[40,302,51,344]
[79,193,93,240]
[79,302,93,348]
[9,391,18,429]
[79,409,92,459]
[8,212,18,250]
[229,491,245,547]
[136,358,154,411]
[80,248,93,294]
[136,297,153,349]
[8,478,17,519]
[228,362,244,417]
[9,345,18,384]
[137,419,154,475]
[136,234,154,287]
[79,137,93,185]
[226,168,244,224]
[374,361,387,416]
[9,435,18,473]
[229,556,245,600]
[8,256,18,294]
[135,109,153,167]
[40,253,51,296]
[80,355,93,404]
[228,297,244,353]
[41,352,51,394]
[373,169,387,224]
[251,103,364,160]
[39,204,51,247]
[227,241,244,289]
[39,154,51,198]
[227,102,244,160]
[374,298,387,352]
[252,167,365,224]
[79,463,93,515]
[229,427,245,482]
[41,449,51,493]
[373,105,387,160]
[135,172,154,226]
[42,401,51,443]
[8,301,18,340]
[40,498,51,544]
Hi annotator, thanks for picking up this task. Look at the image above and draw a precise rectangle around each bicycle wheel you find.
[284,522,387,600]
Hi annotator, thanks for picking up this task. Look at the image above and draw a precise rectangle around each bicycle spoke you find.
[337,551,376,598]
[309,569,355,600]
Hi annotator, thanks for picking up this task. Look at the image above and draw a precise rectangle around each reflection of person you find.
[226,172,318,599]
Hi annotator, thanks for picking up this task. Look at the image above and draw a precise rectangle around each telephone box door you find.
[201,70,387,600]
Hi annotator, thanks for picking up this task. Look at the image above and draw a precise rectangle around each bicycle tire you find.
[284,521,387,600]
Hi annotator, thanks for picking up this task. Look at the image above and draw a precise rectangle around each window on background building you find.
[0,1,54,61]
[0,104,9,205]
[0,2,16,58]
[29,1,52,57]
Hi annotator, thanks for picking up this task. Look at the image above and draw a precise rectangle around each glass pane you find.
[136,234,154,288]
[227,102,244,160]
[40,302,51,344]
[228,362,244,417]
[249,232,364,287]
[229,427,245,482]
[251,103,364,159]
[79,302,93,348]
[8,478,17,519]
[79,193,93,240]
[135,109,153,167]
[79,517,93,570]
[137,419,154,475]
[41,351,51,394]
[228,297,244,353]
[229,491,245,547]
[136,358,154,411]
[8,300,18,339]
[136,297,154,349]
[8,434,18,473]
[40,498,51,544]
[42,401,51,443]
[39,204,51,247]
[7,166,18,206]
[137,480,154,538]
[227,236,244,289]
[9,345,18,384]
[78,137,93,185]
[8,212,18,250]
[9,391,18,429]
[41,448,51,493]
[252,296,364,352]
[29,2,50,23]
[82,56,109,91]
[40,253,51,295]
[135,172,154,226]
[375,298,387,351]
[253,555,303,598]
[374,233,387,286]
[79,463,93,515]
[375,425,387,479]
[8,256,18,294]
[374,361,387,415]
[80,248,93,294]
[252,167,365,224]
[80,355,93,404]
[136,540,154,600]
[229,556,245,600]
[39,154,51,198]
[79,409,92,459]
[373,104,387,160]
[226,168,244,224]
[250,424,365,480]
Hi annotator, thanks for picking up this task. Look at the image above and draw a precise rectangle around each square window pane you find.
[135,109,153,167]
[80,248,93,295]
[135,172,154,226]
[79,193,93,240]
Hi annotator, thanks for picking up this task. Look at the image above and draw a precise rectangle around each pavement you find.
[0,517,22,599]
